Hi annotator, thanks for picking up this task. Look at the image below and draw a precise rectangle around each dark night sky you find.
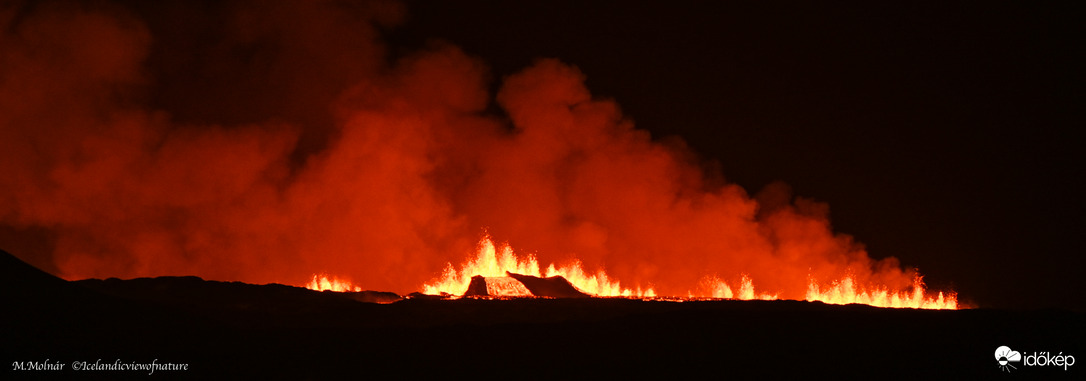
[390,1,1082,309]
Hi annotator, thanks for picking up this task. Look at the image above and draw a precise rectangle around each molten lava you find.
[305,235,958,309]
[305,274,361,292]
[697,275,779,300]
[805,275,957,309]
[405,236,955,309]
[422,237,656,298]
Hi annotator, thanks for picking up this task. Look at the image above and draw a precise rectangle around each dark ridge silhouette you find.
[343,290,402,304]
[460,273,589,298]
[2,249,119,315]
[76,276,402,306]
[1,249,71,297]
[72,276,402,328]
[406,291,450,300]
[506,271,590,298]
[3,248,1082,378]
[462,275,491,297]
[462,274,533,298]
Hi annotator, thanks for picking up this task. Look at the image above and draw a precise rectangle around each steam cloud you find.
[1,0,916,297]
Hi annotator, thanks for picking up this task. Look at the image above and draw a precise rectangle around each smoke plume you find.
[1,0,916,298]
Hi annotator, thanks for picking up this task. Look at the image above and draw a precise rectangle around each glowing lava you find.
[306,237,958,310]
[422,237,656,297]
[695,273,957,309]
[305,273,361,292]
[697,275,779,300]
[417,236,956,309]
[805,275,957,309]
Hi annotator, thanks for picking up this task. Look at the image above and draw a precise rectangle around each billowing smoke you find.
[1,0,916,298]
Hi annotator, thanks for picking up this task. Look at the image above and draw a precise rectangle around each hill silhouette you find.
[3,249,1082,378]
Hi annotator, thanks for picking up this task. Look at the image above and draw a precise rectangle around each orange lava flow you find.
[305,273,362,292]
[805,275,958,309]
[419,237,956,309]
[696,275,779,300]
[422,237,656,297]
[696,274,957,309]
[307,237,958,310]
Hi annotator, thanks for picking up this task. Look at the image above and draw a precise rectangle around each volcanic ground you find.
[4,249,1082,379]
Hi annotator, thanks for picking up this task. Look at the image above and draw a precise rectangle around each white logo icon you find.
[996,345,1022,372]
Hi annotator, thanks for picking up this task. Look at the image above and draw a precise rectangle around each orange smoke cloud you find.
[1,0,934,299]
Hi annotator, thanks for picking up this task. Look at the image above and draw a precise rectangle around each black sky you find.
[389,1,1082,309]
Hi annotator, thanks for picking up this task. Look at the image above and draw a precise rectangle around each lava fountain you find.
[310,235,958,309]
[305,273,362,292]
[421,236,656,298]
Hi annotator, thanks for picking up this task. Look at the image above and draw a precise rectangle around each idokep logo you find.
[995,345,1076,372]
[995,346,1022,372]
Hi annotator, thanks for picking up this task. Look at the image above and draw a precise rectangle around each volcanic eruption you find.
[2,0,957,309]
[407,235,955,308]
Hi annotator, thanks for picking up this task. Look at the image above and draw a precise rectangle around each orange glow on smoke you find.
[0,1,963,312]
[305,273,361,292]
[422,236,656,297]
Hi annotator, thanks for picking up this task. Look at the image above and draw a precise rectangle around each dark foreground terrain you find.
[3,250,1082,379]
